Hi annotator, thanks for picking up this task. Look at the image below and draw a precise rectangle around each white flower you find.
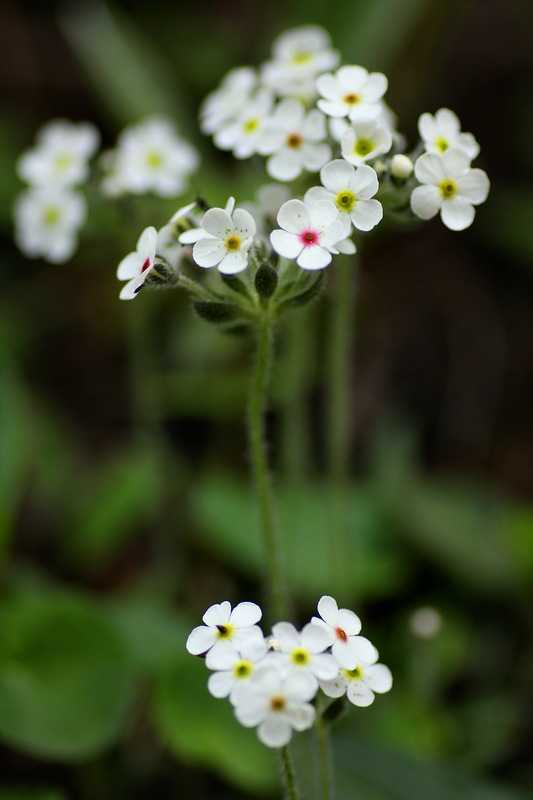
[311,595,378,670]
[411,149,490,231]
[409,606,442,639]
[116,226,158,300]
[317,65,388,122]
[234,665,316,748]
[341,118,392,166]
[200,67,257,135]
[262,26,339,99]
[305,160,383,233]
[107,117,198,197]
[320,657,393,707]
[157,201,198,268]
[418,108,479,160]
[214,90,275,159]
[206,630,269,705]
[263,99,331,182]
[186,601,263,662]
[270,621,338,691]
[17,120,99,188]
[182,197,256,274]
[243,183,291,236]
[390,154,414,179]
[270,198,350,270]
[14,186,86,264]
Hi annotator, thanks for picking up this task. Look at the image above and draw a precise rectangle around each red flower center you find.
[141,257,152,273]
[335,627,348,642]
[299,229,319,247]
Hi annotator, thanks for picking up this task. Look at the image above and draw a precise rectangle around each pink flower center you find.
[335,627,348,642]
[141,257,152,273]
[299,229,319,247]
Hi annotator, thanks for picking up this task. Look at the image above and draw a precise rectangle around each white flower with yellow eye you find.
[206,630,269,705]
[305,160,383,233]
[411,149,490,231]
[17,120,99,188]
[418,108,479,160]
[320,657,393,707]
[14,186,86,264]
[341,118,392,166]
[181,197,256,275]
[200,67,257,135]
[270,622,338,692]
[261,25,339,99]
[317,65,388,122]
[186,601,263,663]
[263,99,331,182]
[214,90,275,159]
[234,665,316,748]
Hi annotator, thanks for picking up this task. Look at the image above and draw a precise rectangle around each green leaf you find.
[278,272,325,312]
[193,301,242,325]
[152,652,277,793]
[0,590,137,760]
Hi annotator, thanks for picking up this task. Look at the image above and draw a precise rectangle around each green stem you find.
[316,702,334,800]
[280,308,313,483]
[280,746,300,800]
[177,274,218,302]
[247,312,287,620]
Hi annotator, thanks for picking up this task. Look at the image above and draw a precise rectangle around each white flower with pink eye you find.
[270,198,350,270]
[312,595,378,670]
[317,65,388,122]
[116,226,158,300]
[186,601,263,663]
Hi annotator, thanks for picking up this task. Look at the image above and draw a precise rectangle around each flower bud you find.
[390,154,413,180]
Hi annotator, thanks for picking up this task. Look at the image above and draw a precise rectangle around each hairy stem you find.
[316,701,334,800]
[247,312,287,620]
[280,745,300,800]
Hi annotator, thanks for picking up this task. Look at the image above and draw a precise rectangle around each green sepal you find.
[277,272,325,312]
[193,301,241,324]
[321,696,348,724]
[220,274,252,300]
[254,263,278,300]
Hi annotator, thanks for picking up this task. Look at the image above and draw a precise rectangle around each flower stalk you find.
[281,745,301,800]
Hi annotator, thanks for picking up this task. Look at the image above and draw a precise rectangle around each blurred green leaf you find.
[152,651,277,794]
[479,189,533,266]
[0,589,137,760]
[0,791,65,800]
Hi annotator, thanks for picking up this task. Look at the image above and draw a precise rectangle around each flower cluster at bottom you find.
[186,596,392,748]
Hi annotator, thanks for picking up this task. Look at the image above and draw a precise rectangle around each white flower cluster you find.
[101,117,199,198]
[186,596,392,749]
[14,120,99,263]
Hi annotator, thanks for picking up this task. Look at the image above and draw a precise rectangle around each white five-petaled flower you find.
[263,99,331,182]
[234,665,316,748]
[418,108,480,160]
[305,160,383,233]
[262,25,339,99]
[270,622,338,691]
[206,630,269,705]
[105,117,198,197]
[214,90,275,159]
[14,186,86,264]
[317,65,388,122]
[17,120,100,188]
[319,655,393,708]
[271,198,351,270]
[157,201,198,269]
[312,595,378,670]
[182,197,257,274]
[186,601,263,663]
[116,226,158,300]
[411,148,490,231]
[200,67,257,135]
[341,118,393,166]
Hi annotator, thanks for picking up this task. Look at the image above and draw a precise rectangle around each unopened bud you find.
[390,154,413,180]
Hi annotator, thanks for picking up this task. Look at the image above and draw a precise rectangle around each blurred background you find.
[1,0,533,798]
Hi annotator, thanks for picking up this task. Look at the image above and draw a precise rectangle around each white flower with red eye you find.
[262,99,331,182]
[116,226,158,300]
[312,595,378,670]
[17,120,100,188]
[317,65,388,122]
[305,160,383,233]
[270,198,350,271]
[270,622,338,692]
[320,657,393,707]
[14,186,86,264]
[234,664,316,748]
[182,197,256,275]
[341,118,393,166]
[418,108,480,160]
[200,67,257,135]
[411,148,490,231]
[214,90,275,160]
[186,601,263,663]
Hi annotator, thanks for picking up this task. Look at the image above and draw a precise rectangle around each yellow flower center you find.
[435,136,449,153]
[54,153,72,172]
[291,50,312,65]
[290,647,310,666]
[342,665,365,681]
[146,150,163,169]
[224,234,241,252]
[270,695,287,712]
[439,178,458,199]
[335,190,356,212]
[42,206,61,226]
[233,659,253,679]
[354,138,374,158]
[243,117,260,134]
[343,92,361,106]
[216,623,235,640]
[286,132,303,149]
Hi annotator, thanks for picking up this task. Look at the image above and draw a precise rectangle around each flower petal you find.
[321,159,355,193]
[441,197,475,231]
[137,226,157,258]
[206,641,238,670]
[351,198,383,231]
[347,636,379,665]
[203,601,232,627]
[232,208,256,239]
[235,695,267,727]
[301,622,331,654]
[230,601,262,628]
[319,675,346,698]
[311,653,339,680]
[317,99,348,118]
[347,680,374,707]
[414,153,446,185]
[297,245,331,270]
[338,65,367,90]
[268,150,302,182]
[316,73,341,101]
[207,670,234,698]
[351,164,379,198]
[270,229,303,259]
[258,715,292,748]
[285,702,315,731]
[364,664,393,693]
[304,186,333,207]
[278,199,310,233]
[202,208,233,239]
[363,72,388,102]
[456,169,490,204]
[117,252,141,280]
[186,625,217,655]
[336,609,362,636]
[442,147,471,178]
[193,237,226,268]
[218,251,249,274]
[317,595,339,626]
[272,622,300,652]
[436,107,460,137]
[410,185,442,220]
